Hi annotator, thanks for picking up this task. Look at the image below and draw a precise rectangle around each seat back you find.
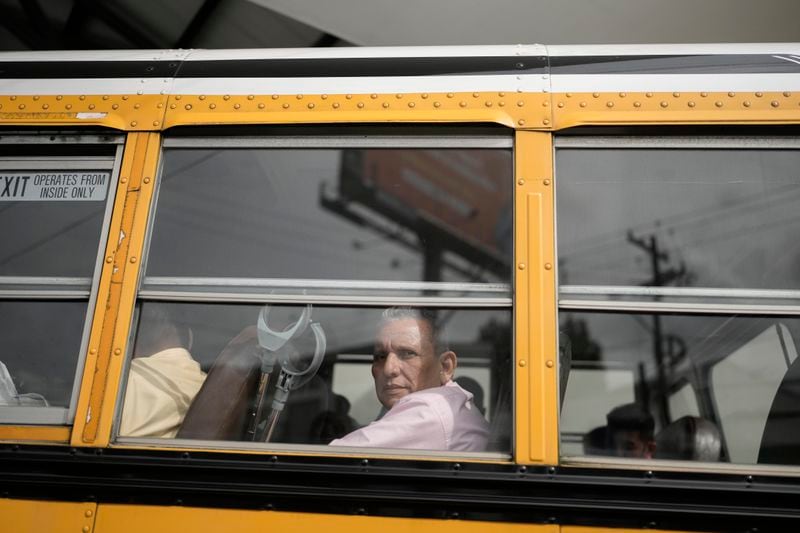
[758,355,800,464]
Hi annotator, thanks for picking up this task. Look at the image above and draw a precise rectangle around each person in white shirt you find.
[119,306,206,438]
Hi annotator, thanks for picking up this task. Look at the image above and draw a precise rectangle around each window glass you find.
[148,148,512,284]
[559,311,800,465]
[118,301,512,453]
[0,172,111,277]
[557,148,800,289]
[0,300,88,412]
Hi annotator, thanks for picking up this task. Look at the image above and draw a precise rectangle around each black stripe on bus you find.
[0,56,547,79]
[0,61,182,79]
[2,445,799,532]
[549,54,800,74]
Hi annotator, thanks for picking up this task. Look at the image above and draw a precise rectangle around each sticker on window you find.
[0,171,110,201]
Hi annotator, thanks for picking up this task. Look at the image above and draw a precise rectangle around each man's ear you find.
[439,350,457,384]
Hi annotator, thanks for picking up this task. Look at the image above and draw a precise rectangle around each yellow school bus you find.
[1,44,800,533]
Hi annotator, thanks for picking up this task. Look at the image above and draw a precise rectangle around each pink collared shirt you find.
[329,380,489,452]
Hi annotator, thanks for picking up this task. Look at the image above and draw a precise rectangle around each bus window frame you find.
[113,128,517,461]
[555,133,800,474]
[0,132,124,426]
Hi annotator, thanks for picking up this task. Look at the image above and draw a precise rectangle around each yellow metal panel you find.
[0,94,167,131]
[0,498,97,533]
[94,504,558,533]
[72,133,161,447]
[162,92,551,129]
[552,91,800,129]
[514,131,558,465]
[562,527,684,533]
[0,426,70,443]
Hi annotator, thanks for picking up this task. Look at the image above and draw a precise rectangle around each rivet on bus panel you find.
[700,92,708,97]
[543,179,551,186]
[784,92,792,97]
[518,119,526,125]
[545,263,552,270]
[272,95,279,100]
[498,92,505,97]
[82,526,90,533]
[484,101,492,107]
[85,510,93,518]
[557,102,564,108]
[566,93,573,98]
[153,121,159,127]
[346,94,353,99]
[433,102,441,108]
[357,102,365,108]
[321,94,328,100]
[396,94,403,99]
[134,103,141,109]
[646,92,653,98]
[296,94,303,100]
[143,177,151,184]
[130,257,138,264]
[114,348,122,355]
[282,103,289,109]
[408,102,416,108]
[518,179,525,185]
[619,92,626,98]
[715,101,723,108]
[660,101,668,108]
[473,92,479,98]
[542,119,549,125]
[209,103,216,109]
[447,93,454,98]
[248,95,254,100]
[579,101,587,107]
[673,92,680,98]
[157,103,163,109]
[606,101,614,108]
[184,104,192,110]
[517,100,525,107]
[519,360,527,367]
[755,92,763,97]
[90,348,97,355]
[199,95,206,100]
[382,102,389,108]
[459,101,467,107]
[32,95,39,101]
[88,104,95,110]
[9,96,16,100]
[234,103,241,109]
[79,95,86,100]
[66,104,73,110]
[258,103,265,109]
[546,360,554,368]
[333,103,340,109]
[771,101,780,107]
[688,101,696,108]
[307,103,314,109]
[106,256,113,263]
[224,95,230,100]
[56,95,63,100]
[17,104,25,110]
[120,177,127,183]
[518,263,526,270]
[42,104,49,110]
[170,104,176,109]
[498,101,505,107]
[370,94,378,99]
[592,92,599,98]
[728,92,736,97]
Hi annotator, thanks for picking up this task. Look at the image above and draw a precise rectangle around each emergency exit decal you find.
[0,171,110,201]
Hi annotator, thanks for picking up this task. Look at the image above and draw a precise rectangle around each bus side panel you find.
[94,505,559,533]
[0,498,97,533]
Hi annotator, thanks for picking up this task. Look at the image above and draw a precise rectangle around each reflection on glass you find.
[120,302,512,452]
[148,148,512,284]
[556,148,800,289]
[559,311,800,465]
[0,300,87,408]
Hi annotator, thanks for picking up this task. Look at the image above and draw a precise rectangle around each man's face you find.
[371,318,442,409]
[610,429,654,459]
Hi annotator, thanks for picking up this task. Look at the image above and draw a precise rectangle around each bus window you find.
[556,136,800,467]
[118,128,513,456]
[0,133,122,425]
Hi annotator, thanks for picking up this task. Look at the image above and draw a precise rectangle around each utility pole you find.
[627,229,688,427]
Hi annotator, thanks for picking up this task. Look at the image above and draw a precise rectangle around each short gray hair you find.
[379,307,448,355]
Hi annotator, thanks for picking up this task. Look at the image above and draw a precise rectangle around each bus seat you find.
[177,326,261,441]
[655,416,721,462]
[758,355,800,465]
